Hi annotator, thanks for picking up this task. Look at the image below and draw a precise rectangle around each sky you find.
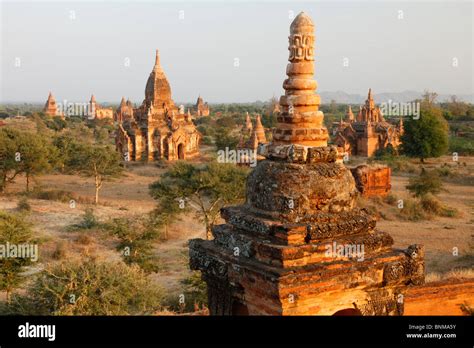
[1,0,473,103]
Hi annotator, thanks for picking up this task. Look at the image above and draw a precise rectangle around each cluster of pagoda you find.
[333,89,404,157]
[115,50,201,161]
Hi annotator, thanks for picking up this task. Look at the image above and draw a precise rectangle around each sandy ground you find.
[380,175,473,273]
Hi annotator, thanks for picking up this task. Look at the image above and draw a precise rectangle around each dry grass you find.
[426,268,474,283]
[375,155,474,274]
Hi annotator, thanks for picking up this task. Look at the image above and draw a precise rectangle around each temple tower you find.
[144,50,176,113]
[190,12,424,316]
[44,92,58,117]
[346,105,354,122]
[254,114,266,144]
[244,112,253,134]
[89,94,97,117]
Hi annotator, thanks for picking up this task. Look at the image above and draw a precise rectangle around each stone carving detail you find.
[189,244,227,279]
[406,244,425,285]
[358,291,404,316]
[383,262,406,284]
[289,34,314,61]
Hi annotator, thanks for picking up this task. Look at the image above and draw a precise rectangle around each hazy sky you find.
[1,0,472,103]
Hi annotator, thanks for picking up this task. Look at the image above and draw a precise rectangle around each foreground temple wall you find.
[404,279,474,315]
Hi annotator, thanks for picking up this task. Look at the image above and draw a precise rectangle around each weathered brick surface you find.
[351,164,392,197]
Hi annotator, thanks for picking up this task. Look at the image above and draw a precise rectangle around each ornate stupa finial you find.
[272,11,327,147]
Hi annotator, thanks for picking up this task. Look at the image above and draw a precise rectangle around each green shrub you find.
[370,155,418,174]
[0,211,36,301]
[406,169,443,197]
[397,198,427,221]
[106,217,161,273]
[17,197,31,212]
[6,259,163,315]
[214,128,240,151]
[440,207,459,218]
[51,242,67,260]
[69,208,99,230]
[164,272,208,313]
[201,135,214,145]
[75,234,92,245]
[384,193,398,206]
[420,194,444,215]
[436,166,453,178]
[29,188,77,203]
[449,136,474,156]
[397,195,459,221]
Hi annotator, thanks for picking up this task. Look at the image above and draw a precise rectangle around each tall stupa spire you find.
[254,114,266,144]
[272,11,328,147]
[144,49,174,109]
[367,88,375,110]
[153,49,163,73]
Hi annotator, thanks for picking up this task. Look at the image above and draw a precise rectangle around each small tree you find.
[150,195,182,240]
[149,162,248,240]
[71,144,123,204]
[0,129,25,192]
[214,127,240,152]
[406,168,443,197]
[52,135,77,173]
[401,97,449,162]
[17,134,58,191]
[0,129,57,192]
[447,95,469,117]
[0,211,36,302]
[106,217,161,273]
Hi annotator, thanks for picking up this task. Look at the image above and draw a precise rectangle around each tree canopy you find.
[401,98,449,162]
[0,128,58,192]
[149,162,248,239]
[67,144,123,204]
[0,211,36,302]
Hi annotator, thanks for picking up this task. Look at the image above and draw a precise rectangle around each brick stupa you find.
[189,12,424,315]
[43,92,58,117]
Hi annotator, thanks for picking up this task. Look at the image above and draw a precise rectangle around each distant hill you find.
[319,91,474,104]
[2,92,473,105]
